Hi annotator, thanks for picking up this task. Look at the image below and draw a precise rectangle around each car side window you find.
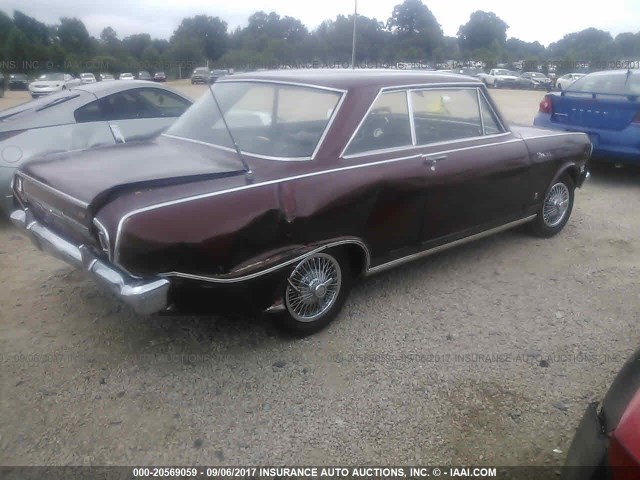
[344,91,412,156]
[74,93,140,122]
[74,100,104,123]
[135,89,191,118]
[411,88,483,144]
[100,92,142,121]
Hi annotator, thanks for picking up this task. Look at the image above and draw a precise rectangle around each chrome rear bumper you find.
[10,209,169,315]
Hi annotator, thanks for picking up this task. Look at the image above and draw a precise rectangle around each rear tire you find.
[529,173,575,238]
[276,250,352,336]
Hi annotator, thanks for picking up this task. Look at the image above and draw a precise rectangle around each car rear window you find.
[165,81,343,159]
[568,71,640,95]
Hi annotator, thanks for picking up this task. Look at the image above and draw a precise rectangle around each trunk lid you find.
[550,92,639,131]
[18,135,247,217]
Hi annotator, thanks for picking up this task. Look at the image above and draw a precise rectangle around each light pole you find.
[351,0,357,69]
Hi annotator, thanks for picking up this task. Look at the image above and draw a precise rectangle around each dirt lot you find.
[0,83,639,467]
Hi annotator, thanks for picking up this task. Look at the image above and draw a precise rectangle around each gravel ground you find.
[0,84,639,467]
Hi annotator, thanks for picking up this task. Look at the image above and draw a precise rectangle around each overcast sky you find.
[2,0,639,46]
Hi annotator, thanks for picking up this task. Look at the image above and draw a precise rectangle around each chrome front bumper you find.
[10,209,170,315]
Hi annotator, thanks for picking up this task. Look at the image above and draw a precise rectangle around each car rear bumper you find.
[10,208,170,315]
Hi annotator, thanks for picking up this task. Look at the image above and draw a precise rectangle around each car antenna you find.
[207,83,254,183]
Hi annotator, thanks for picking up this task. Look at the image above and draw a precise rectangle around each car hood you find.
[31,81,64,88]
[19,135,247,211]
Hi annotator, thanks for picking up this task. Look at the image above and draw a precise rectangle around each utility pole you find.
[351,0,357,69]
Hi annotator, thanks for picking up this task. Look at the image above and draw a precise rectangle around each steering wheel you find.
[367,107,391,139]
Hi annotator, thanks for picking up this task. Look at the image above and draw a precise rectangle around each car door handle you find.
[422,154,447,169]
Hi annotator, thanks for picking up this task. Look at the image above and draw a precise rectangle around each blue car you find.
[534,70,640,165]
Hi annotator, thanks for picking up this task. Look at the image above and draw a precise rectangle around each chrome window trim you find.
[162,134,313,162]
[16,171,89,209]
[476,88,486,135]
[341,84,505,158]
[112,136,524,270]
[215,78,348,95]
[406,90,417,146]
[164,80,346,162]
[341,132,514,160]
[340,87,384,158]
[478,89,507,133]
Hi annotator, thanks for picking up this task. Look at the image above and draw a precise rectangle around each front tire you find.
[529,173,575,237]
[276,251,352,336]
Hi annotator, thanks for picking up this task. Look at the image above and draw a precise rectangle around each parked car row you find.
[191,67,231,85]
[0,72,172,98]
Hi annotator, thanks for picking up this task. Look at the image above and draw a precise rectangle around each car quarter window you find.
[74,92,140,122]
[344,91,412,156]
[74,89,190,123]
[135,89,191,117]
[411,88,484,144]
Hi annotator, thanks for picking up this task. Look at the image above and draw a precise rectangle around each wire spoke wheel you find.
[285,253,342,323]
[542,182,570,227]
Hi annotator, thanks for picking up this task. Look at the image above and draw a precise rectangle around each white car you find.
[100,73,115,81]
[80,73,97,84]
[119,73,135,80]
[477,69,519,89]
[28,73,81,98]
[556,73,586,90]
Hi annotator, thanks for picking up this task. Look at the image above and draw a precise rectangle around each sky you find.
[2,0,639,46]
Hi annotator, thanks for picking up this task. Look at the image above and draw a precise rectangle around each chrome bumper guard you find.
[10,209,169,315]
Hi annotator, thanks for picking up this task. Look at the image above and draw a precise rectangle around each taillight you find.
[609,434,640,479]
[539,95,553,114]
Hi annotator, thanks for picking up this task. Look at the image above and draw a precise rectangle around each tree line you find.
[1,0,639,78]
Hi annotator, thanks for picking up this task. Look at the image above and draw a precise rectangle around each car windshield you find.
[194,68,208,74]
[37,73,64,81]
[11,74,28,80]
[568,71,640,94]
[81,73,93,78]
[166,81,343,159]
[493,69,511,75]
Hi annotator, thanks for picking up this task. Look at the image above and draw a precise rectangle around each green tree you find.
[4,27,32,64]
[122,33,152,60]
[457,11,509,55]
[171,15,228,62]
[615,32,640,58]
[57,17,92,57]
[387,0,442,59]
[0,10,14,48]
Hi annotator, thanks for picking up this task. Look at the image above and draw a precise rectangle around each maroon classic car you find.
[10,70,591,334]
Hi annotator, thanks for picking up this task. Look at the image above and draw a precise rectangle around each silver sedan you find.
[0,81,193,214]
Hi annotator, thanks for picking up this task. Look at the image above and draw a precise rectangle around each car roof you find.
[69,80,189,99]
[220,69,482,91]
